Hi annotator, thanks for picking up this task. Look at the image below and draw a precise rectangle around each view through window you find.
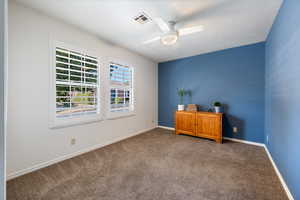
[109,63,133,112]
[55,47,99,118]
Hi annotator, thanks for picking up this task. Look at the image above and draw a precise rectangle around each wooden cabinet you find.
[175,111,223,143]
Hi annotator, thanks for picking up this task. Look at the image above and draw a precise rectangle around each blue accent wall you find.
[265,0,300,199]
[159,42,265,143]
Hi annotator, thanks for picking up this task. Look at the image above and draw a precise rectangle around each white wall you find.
[0,0,7,198]
[7,1,158,178]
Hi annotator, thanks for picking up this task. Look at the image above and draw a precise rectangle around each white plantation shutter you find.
[109,63,133,112]
[55,47,99,118]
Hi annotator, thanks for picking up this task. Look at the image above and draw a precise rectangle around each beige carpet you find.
[7,128,288,200]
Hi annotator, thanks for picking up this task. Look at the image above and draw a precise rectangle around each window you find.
[51,44,100,127]
[109,63,133,114]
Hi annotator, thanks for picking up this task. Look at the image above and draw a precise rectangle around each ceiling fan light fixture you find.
[160,32,178,45]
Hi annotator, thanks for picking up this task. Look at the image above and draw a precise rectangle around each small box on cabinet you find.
[186,104,198,112]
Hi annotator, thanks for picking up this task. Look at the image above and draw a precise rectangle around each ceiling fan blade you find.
[142,36,161,44]
[178,0,235,26]
[178,25,204,36]
[154,18,170,33]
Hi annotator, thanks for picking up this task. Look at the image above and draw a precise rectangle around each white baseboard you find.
[223,137,265,147]
[157,125,175,130]
[263,146,294,200]
[6,127,156,180]
[157,125,294,200]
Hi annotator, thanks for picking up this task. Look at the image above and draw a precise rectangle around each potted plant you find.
[212,101,222,113]
[177,88,186,111]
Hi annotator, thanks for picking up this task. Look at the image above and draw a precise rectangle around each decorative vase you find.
[178,105,185,111]
[214,106,221,113]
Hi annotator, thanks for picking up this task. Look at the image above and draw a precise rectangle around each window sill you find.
[49,115,103,129]
[106,111,136,120]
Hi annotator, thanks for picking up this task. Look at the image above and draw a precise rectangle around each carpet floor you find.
[7,128,288,200]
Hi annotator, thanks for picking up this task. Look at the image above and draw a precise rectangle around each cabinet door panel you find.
[176,112,196,135]
[196,114,220,137]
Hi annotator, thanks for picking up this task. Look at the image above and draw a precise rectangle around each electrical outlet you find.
[70,138,76,145]
[233,127,238,133]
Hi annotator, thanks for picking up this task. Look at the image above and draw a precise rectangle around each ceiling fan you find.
[143,17,204,46]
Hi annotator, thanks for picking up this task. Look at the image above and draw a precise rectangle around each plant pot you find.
[178,104,185,111]
[214,106,221,113]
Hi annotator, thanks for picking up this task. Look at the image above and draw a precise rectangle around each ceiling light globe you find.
[161,32,178,46]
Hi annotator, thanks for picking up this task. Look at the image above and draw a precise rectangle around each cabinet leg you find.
[215,138,222,144]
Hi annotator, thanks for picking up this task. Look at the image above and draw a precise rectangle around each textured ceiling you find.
[16,0,283,62]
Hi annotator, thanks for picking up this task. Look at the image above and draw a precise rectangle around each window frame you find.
[107,62,135,119]
[49,41,102,128]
